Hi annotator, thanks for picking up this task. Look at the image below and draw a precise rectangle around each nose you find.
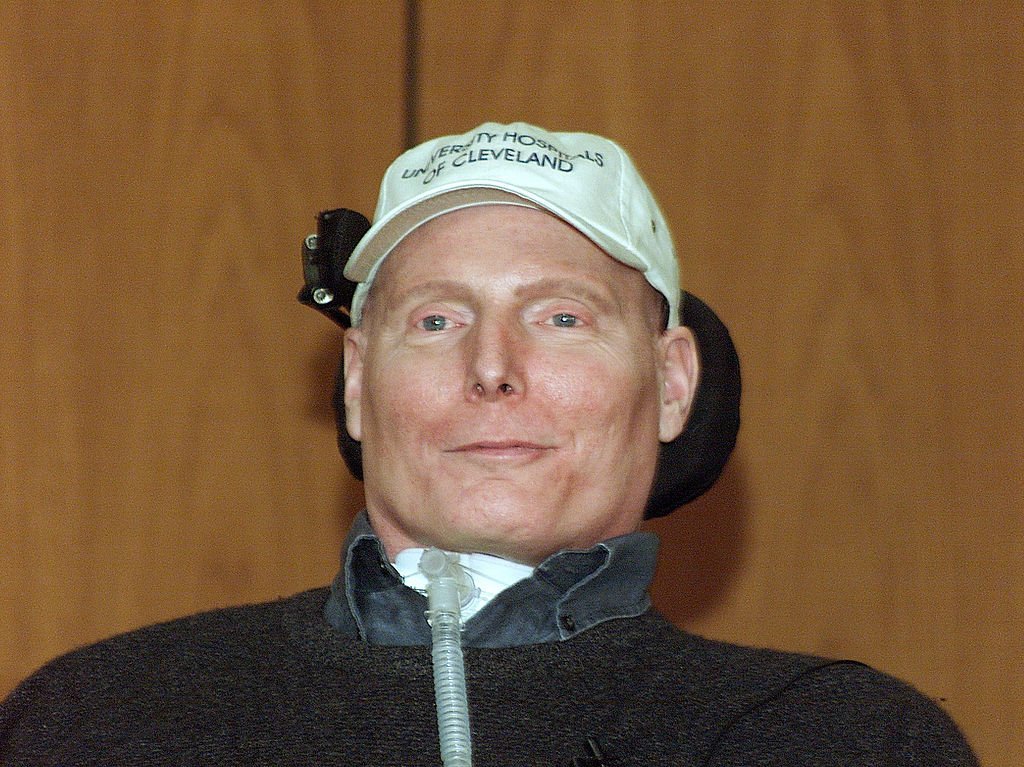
[465,317,525,401]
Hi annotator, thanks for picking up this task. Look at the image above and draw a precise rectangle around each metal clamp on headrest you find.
[298,208,741,518]
[297,208,371,329]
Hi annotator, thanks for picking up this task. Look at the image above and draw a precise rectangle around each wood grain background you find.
[1,3,1020,764]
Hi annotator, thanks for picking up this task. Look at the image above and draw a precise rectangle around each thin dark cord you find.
[697,659,873,766]
[403,0,420,149]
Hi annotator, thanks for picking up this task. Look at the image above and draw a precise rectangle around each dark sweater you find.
[0,588,977,766]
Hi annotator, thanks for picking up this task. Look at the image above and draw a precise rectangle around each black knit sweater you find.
[0,588,977,766]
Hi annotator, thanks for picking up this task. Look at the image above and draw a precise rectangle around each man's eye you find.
[550,313,580,328]
[418,315,450,331]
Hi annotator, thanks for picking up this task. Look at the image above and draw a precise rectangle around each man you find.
[0,122,977,765]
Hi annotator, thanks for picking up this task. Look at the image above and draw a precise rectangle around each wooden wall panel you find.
[2,2,1020,765]
[0,1,405,695]
[414,3,1022,765]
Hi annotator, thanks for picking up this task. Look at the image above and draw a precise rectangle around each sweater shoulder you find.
[0,588,332,757]
[702,656,980,765]
[625,612,978,765]
[24,586,330,674]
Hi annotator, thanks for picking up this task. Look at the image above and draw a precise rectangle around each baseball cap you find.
[344,122,681,326]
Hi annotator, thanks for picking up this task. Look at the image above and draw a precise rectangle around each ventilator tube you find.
[419,548,474,767]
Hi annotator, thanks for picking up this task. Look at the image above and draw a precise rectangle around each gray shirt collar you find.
[323,511,659,648]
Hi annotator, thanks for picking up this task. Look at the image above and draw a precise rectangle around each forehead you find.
[370,205,646,295]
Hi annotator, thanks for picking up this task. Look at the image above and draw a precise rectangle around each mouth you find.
[444,440,555,461]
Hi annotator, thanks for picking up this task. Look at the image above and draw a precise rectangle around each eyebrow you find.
[382,279,474,310]
[511,277,619,313]
[376,275,624,322]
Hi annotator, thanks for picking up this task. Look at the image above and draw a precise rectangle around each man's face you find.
[344,205,697,564]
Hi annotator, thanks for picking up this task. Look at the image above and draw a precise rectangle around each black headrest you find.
[645,291,741,516]
[300,209,741,518]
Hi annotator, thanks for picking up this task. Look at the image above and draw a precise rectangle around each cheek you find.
[535,350,659,425]
[364,364,455,440]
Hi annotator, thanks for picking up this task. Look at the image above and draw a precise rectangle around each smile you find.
[444,441,555,461]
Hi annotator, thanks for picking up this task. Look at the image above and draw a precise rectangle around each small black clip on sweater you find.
[571,736,608,767]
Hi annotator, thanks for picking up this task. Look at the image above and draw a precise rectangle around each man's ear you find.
[342,327,366,441]
[658,325,700,442]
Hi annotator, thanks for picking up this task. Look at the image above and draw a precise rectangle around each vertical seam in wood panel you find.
[404,0,420,149]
